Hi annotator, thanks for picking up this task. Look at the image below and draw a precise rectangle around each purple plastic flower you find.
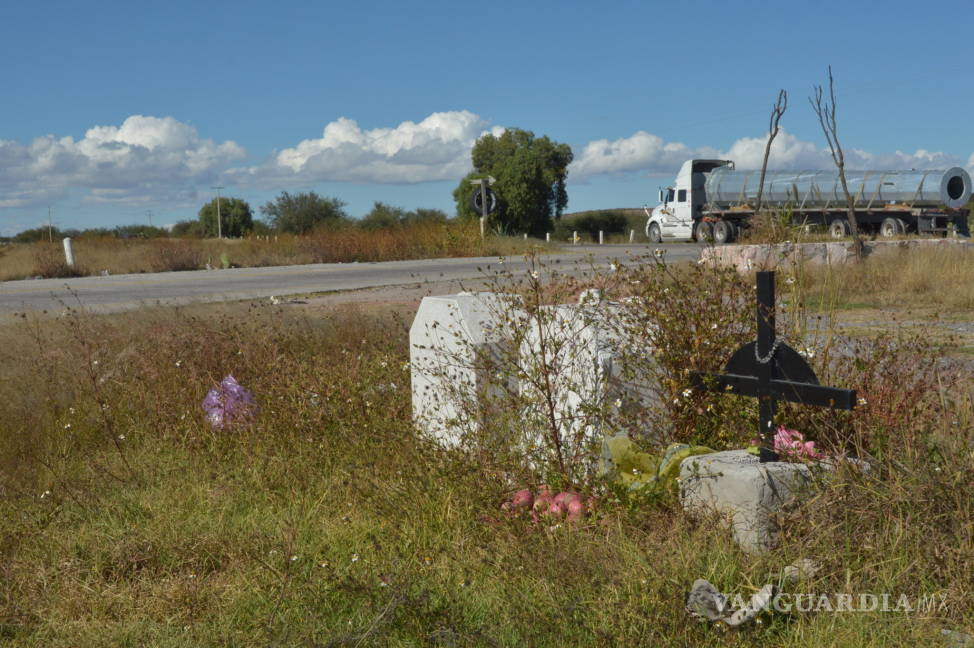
[202,374,258,429]
[202,389,222,412]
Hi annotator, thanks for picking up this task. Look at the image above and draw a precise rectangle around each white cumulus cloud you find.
[720,130,824,169]
[569,128,969,180]
[569,131,719,177]
[231,110,504,185]
[0,115,245,207]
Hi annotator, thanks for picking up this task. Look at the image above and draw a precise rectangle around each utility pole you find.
[211,186,224,238]
[47,207,54,242]
[145,209,154,228]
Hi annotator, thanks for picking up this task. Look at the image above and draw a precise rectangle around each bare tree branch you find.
[809,65,864,260]
[755,89,787,214]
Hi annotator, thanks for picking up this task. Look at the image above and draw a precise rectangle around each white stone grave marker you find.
[410,290,659,463]
[409,292,522,447]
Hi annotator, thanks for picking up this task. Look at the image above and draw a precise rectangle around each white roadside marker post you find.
[62,237,74,267]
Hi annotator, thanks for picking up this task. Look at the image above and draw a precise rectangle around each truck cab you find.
[645,159,733,243]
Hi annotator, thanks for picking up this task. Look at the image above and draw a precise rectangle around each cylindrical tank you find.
[704,166,972,210]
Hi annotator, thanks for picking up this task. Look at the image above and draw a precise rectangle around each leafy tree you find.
[76,228,114,239]
[13,226,62,243]
[114,224,168,239]
[260,191,348,234]
[199,197,254,238]
[404,208,448,226]
[359,203,450,230]
[251,220,273,236]
[359,202,408,230]
[172,220,204,238]
[453,128,573,236]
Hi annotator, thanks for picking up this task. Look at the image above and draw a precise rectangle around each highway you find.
[0,243,703,315]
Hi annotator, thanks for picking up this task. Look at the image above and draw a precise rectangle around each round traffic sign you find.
[469,186,498,215]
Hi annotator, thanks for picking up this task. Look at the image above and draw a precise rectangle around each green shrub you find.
[171,220,204,238]
[554,211,628,241]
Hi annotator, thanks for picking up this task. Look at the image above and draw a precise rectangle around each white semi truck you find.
[644,159,972,244]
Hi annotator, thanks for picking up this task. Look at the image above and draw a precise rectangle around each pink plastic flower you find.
[772,425,822,461]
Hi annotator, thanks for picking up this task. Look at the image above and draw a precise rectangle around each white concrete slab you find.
[409,292,522,447]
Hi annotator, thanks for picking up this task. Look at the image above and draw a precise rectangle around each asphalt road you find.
[0,243,703,315]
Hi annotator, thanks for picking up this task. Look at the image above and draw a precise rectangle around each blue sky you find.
[1,0,972,234]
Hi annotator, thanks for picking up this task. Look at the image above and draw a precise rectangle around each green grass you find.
[0,261,971,645]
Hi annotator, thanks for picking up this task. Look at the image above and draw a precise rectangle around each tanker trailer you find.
[644,159,972,244]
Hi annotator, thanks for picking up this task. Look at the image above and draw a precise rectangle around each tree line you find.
[180,195,453,238]
[2,198,452,242]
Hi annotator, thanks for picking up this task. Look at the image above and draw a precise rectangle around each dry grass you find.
[798,244,974,311]
[0,254,971,645]
[0,222,547,281]
[19,244,88,279]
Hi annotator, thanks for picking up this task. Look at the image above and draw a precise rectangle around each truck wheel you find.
[713,220,736,244]
[694,221,714,243]
[880,217,904,238]
[829,219,850,239]
[648,222,662,244]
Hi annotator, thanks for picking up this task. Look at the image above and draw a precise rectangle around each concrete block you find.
[679,450,817,553]
[409,292,522,447]
[700,239,973,274]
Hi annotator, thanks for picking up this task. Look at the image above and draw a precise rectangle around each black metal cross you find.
[691,271,856,462]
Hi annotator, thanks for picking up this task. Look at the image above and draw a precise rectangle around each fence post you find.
[573,231,578,245]
[62,237,75,267]
[629,229,635,243]
[599,230,604,245]
[546,232,550,243]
